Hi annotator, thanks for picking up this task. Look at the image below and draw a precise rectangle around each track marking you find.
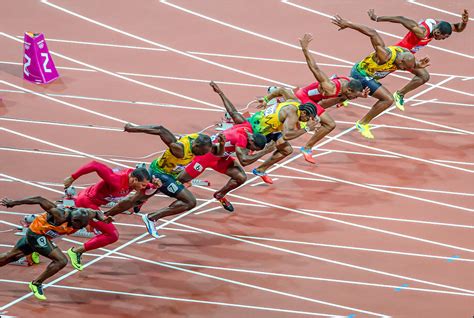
[161,0,474,97]
[40,0,293,87]
[407,0,474,22]
[233,235,474,262]
[283,0,473,59]
[3,171,473,299]
[0,279,338,317]
[433,159,474,166]
[0,33,225,111]
[411,98,438,107]
[161,261,474,296]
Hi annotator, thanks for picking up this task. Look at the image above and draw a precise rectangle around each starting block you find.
[9,254,36,267]
[23,32,59,84]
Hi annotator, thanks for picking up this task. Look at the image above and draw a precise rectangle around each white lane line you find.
[194,206,225,215]
[0,117,122,132]
[4,171,473,299]
[40,0,293,88]
[283,0,473,59]
[163,261,474,296]
[234,235,474,262]
[0,279,337,317]
[161,0,474,97]
[0,33,224,111]
[433,159,474,166]
[0,60,94,72]
[117,72,269,88]
[366,183,474,196]
[411,98,438,107]
[300,209,474,229]
[407,0,474,21]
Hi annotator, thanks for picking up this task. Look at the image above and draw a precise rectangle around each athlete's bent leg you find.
[0,247,25,266]
[215,164,247,199]
[359,85,393,125]
[398,68,430,97]
[255,138,293,173]
[301,112,336,163]
[33,248,68,285]
[148,188,197,221]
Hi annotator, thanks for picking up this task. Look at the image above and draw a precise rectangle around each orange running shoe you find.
[300,147,316,164]
[252,169,273,184]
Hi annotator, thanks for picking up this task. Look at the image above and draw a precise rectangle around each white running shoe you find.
[141,214,159,238]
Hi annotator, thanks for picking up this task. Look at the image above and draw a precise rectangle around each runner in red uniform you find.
[368,9,469,109]
[63,161,156,270]
[279,34,368,164]
[182,82,275,211]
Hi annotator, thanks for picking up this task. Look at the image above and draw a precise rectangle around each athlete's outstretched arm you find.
[65,161,117,188]
[235,143,276,166]
[299,33,336,96]
[209,81,246,124]
[124,124,184,158]
[332,15,390,64]
[1,196,56,211]
[367,9,426,39]
[452,9,469,32]
[264,87,297,102]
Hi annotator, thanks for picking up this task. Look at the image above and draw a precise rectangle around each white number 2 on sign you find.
[41,53,52,73]
[23,53,31,76]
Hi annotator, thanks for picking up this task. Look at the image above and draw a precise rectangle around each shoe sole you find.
[142,215,159,238]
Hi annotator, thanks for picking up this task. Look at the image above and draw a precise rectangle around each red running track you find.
[0,1,473,317]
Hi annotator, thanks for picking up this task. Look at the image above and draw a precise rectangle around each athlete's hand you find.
[417,56,431,68]
[209,81,223,94]
[299,33,313,49]
[332,15,351,31]
[1,198,15,208]
[306,118,318,132]
[359,87,371,98]
[103,215,115,224]
[461,9,469,23]
[367,9,378,22]
[216,133,226,145]
[256,97,267,109]
[151,176,162,188]
[64,176,75,189]
[124,123,134,132]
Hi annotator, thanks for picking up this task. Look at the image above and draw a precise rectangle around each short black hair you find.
[195,134,212,147]
[298,102,317,118]
[131,167,151,181]
[436,21,452,35]
[347,79,363,92]
[252,133,267,150]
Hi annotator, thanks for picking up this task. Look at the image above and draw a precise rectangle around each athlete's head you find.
[343,79,364,99]
[396,51,416,70]
[298,103,317,122]
[433,21,452,40]
[69,208,90,229]
[246,132,267,151]
[129,167,151,191]
[192,134,213,156]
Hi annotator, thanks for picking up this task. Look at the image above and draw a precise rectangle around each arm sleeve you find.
[71,161,117,184]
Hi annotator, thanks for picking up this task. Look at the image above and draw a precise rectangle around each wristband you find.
[304,125,311,133]
[263,96,269,103]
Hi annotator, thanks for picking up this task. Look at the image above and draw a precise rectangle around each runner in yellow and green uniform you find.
[248,87,319,183]
[123,124,214,238]
[332,15,430,139]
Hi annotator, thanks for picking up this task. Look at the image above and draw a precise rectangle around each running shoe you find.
[67,247,83,271]
[300,147,316,164]
[141,214,159,238]
[355,121,374,139]
[29,282,46,301]
[252,168,273,184]
[393,91,405,111]
[31,252,40,264]
[215,195,234,212]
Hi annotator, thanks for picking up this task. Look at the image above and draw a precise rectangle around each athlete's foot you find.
[393,91,405,111]
[214,194,234,212]
[336,100,349,108]
[355,121,374,139]
[31,252,40,264]
[300,147,316,164]
[252,168,273,184]
[67,247,83,271]
[209,81,222,94]
[29,282,46,300]
[141,214,159,238]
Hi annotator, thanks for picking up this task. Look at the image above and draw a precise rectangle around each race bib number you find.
[193,162,203,172]
[167,183,179,193]
[37,236,49,246]
[264,104,277,116]
[374,71,390,78]
[44,230,61,239]
[308,88,320,97]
